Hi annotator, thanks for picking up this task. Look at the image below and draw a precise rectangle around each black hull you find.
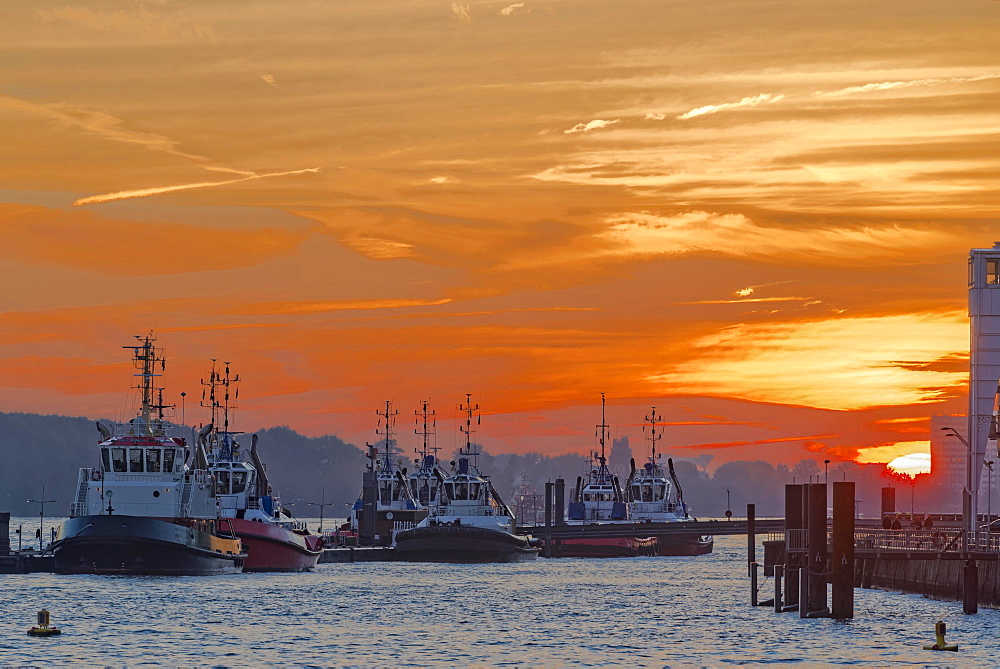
[52,516,245,575]
[656,534,714,556]
[394,524,539,563]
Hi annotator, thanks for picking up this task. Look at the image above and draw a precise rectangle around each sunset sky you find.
[2,0,997,472]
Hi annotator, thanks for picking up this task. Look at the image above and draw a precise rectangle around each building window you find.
[988,259,1000,285]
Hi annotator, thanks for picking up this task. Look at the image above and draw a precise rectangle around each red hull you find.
[219,518,322,572]
[556,536,658,558]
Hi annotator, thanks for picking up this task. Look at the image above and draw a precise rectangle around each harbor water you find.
[3,518,1000,665]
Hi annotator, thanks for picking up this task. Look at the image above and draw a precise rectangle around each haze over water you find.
[3,531,999,665]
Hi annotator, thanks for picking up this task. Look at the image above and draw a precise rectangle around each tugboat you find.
[624,407,713,556]
[52,334,245,575]
[200,361,322,571]
[351,401,427,545]
[560,394,657,558]
[394,395,539,562]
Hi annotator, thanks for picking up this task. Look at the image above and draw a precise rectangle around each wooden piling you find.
[747,503,756,577]
[784,484,802,611]
[554,478,565,527]
[831,481,855,619]
[964,559,978,614]
[806,483,829,617]
[544,481,553,558]
[774,564,784,612]
[360,471,377,546]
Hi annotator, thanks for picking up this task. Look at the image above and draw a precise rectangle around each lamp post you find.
[824,459,830,485]
[26,484,58,552]
[941,426,974,551]
[985,460,994,549]
[725,489,732,520]
[308,489,335,533]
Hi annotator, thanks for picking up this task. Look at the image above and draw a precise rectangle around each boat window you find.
[455,482,469,500]
[641,485,653,502]
[129,448,144,472]
[379,481,392,505]
[469,482,481,501]
[101,448,111,472]
[163,448,176,473]
[111,448,127,472]
[231,471,247,493]
[655,484,666,500]
[631,485,641,500]
[989,259,1000,285]
[145,448,161,473]
[215,470,230,495]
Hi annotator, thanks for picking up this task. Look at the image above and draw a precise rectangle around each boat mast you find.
[376,400,399,471]
[458,393,480,464]
[414,399,439,463]
[643,406,663,468]
[596,392,610,465]
[125,333,169,436]
[201,360,240,457]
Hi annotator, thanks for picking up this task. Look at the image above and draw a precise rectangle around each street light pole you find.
[26,483,58,552]
[941,426,974,551]
[824,459,830,485]
[985,460,994,549]
[308,489,335,534]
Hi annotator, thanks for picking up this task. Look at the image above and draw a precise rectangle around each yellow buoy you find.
[922,620,957,651]
[27,609,61,637]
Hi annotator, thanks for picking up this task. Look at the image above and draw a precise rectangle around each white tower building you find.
[966,242,1000,537]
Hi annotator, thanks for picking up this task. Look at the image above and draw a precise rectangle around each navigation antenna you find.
[376,400,399,471]
[643,406,664,468]
[200,360,241,457]
[414,400,439,463]
[458,393,481,464]
[124,332,171,436]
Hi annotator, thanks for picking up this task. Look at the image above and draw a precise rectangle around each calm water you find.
[3,517,999,665]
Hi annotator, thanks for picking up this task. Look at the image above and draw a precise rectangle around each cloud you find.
[0,95,207,161]
[33,5,214,42]
[452,3,472,22]
[73,167,321,206]
[259,74,278,87]
[816,74,1000,98]
[644,112,666,120]
[564,119,620,134]
[594,212,965,266]
[232,298,453,316]
[500,3,525,16]
[428,175,458,184]
[676,93,785,120]
[648,313,968,411]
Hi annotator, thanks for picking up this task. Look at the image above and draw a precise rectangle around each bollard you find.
[750,561,758,606]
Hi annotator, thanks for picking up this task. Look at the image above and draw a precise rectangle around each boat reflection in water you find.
[52,334,245,575]
[394,395,539,563]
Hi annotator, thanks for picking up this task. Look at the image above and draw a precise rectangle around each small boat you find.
[559,394,653,558]
[350,401,427,545]
[200,361,322,572]
[394,395,539,562]
[52,334,245,575]
[624,407,713,556]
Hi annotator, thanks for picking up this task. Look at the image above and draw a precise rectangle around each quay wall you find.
[857,558,1000,609]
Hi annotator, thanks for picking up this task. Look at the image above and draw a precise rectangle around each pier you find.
[753,482,1000,617]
